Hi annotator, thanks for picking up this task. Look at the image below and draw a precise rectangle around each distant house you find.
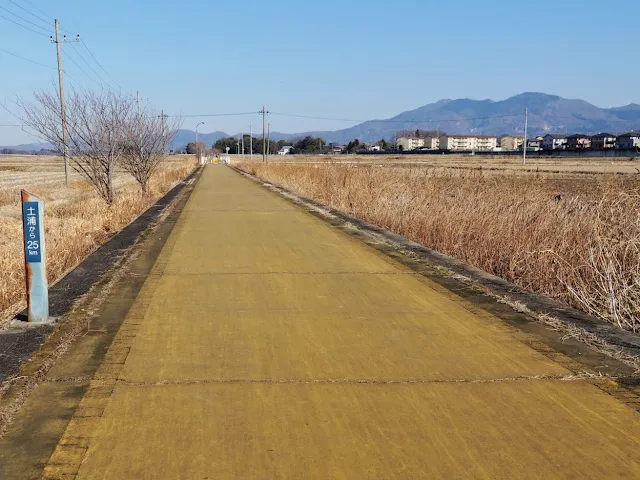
[566,134,591,150]
[616,131,640,150]
[526,136,544,151]
[277,146,294,155]
[367,145,382,152]
[542,134,567,150]
[500,136,524,151]
[396,136,424,151]
[439,135,498,151]
[331,145,346,154]
[590,133,617,150]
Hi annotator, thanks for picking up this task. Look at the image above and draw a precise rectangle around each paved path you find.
[46,166,640,478]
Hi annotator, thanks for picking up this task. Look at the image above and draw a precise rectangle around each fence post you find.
[21,190,49,323]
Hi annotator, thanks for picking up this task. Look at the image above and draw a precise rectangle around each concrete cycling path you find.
[44,165,640,479]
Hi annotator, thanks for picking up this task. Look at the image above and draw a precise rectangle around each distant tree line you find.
[201,135,329,155]
[0,148,58,155]
[181,135,397,156]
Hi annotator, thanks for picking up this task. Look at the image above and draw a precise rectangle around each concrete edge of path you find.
[0,166,202,383]
[231,165,640,374]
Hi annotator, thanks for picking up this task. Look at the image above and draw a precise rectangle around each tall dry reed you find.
[239,163,640,332]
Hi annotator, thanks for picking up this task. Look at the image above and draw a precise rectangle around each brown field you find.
[0,154,197,323]
[237,160,640,332]
[243,153,640,175]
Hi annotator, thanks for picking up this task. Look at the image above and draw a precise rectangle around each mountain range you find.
[172,93,640,148]
[3,93,640,151]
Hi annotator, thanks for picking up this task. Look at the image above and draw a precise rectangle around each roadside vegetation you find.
[0,87,196,322]
[238,162,640,332]
[0,157,196,323]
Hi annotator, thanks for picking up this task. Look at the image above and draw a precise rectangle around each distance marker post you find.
[21,190,49,323]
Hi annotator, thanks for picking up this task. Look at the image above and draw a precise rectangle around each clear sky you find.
[1,0,638,144]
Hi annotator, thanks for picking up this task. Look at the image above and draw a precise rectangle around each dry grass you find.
[238,162,640,332]
[0,157,197,323]
[245,154,640,174]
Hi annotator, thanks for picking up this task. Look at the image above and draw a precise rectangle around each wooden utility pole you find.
[259,106,269,163]
[158,110,168,150]
[523,108,529,165]
[267,122,271,160]
[53,19,69,185]
[261,106,266,163]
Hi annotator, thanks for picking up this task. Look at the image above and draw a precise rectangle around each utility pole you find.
[523,108,529,165]
[158,111,168,150]
[51,20,79,186]
[237,135,240,157]
[260,106,269,163]
[267,123,271,160]
[195,122,204,158]
[250,122,253,161]
[242,131,245,159]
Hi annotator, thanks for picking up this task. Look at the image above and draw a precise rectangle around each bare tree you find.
[21,88,135,205]
[121,107,179,194]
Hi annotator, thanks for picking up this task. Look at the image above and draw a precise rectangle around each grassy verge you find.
[0,160,196,322]
[238,162,640,332]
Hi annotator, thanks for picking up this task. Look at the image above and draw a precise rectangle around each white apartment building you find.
[422,136,440,150]
[396,136,424,151]
[439,135,498,151]
[500,136,524,151]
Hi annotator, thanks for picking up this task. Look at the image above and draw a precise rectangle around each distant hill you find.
[170,129,229,151]
[170,94,640,145]
[7,94,640,150]
[285,93,640,143]
[0,142,54,153]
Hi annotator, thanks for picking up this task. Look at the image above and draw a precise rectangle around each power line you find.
[0,5,51,34]
[7,0,50,26]
[168,112,258,118]
[269,111,523,125]
[270,112,363,122]
[63,70,82,88]
[64,49,103,88]
[407,113,521,124]
[70,43,106,86]
[0,99,27,125]
[20,0,51,22]
[80,41,121,90]
[0,13,49,37]
[168,111,524,125]
[0,47,55,69]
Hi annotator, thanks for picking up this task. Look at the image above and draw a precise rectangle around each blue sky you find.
[1,0,638,144]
